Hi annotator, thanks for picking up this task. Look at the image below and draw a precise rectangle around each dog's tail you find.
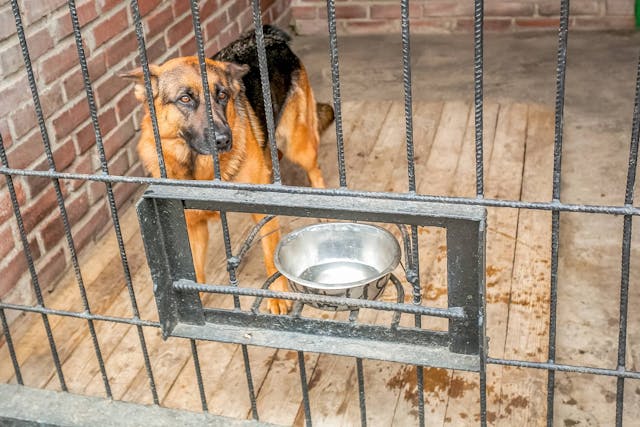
[316,103,335,134]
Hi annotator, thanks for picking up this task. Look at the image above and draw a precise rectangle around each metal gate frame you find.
[0,0,639,426]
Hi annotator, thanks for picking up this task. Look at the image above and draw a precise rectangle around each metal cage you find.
[0,0,639,426]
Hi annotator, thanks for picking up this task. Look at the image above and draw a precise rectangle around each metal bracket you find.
[137,184,487,370]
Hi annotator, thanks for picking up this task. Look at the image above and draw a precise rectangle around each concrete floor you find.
[294,31,640,425]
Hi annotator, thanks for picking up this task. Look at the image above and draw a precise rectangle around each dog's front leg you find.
[185,210,209,284]
[251,214,292,314]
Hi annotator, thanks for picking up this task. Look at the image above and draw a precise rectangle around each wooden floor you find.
[0,101,633,426]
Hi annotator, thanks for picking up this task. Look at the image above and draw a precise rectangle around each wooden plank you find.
[1,206,147,389]
[434,101,500,425]
[389,101,472,426]
[495,104,554,426]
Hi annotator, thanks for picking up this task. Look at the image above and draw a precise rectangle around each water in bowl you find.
[299,260,380,287]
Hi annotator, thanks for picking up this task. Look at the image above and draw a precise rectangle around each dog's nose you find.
[215,132,230,150]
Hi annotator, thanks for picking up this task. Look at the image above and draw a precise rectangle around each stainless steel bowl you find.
[274,222,401,311]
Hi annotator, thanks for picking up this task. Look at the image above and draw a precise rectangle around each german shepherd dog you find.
[123,26,333,314]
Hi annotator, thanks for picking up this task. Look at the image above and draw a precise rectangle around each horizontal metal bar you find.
[160,185,486,226]
[1,167,637,216]
[487,357,640,380]
[174,279,465,319]
[0,384,275,427]
[0,302,160,329]
[172,310,480,371]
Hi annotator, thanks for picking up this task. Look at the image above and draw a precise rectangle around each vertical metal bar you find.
[400,0,416,193]
[298,351,313,427]
[0,135,66,391]
[190,339,208,412]
[547,1,570,424]
[474,0,485,198]
[355,358,367,427]
[11,0,112,398]
[242,345,260,420]
[325,0,347,188]
[130,0,168,178]
[189,0,222,180]
[251,0,281,184]
[66,0,158,404]
[0,308,23,385]
[615,53,640,427]
[416,365,425,427]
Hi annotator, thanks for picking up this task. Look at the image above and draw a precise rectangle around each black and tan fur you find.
[123,26,333,314]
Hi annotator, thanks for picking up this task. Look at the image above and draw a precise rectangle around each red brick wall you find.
[0,0,291,306]
[291,0,637,34]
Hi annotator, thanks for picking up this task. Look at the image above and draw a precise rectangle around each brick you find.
[105,31,137,68]
[138,0,162,17]
[294,18,329,35]
[40,83,65,120]
[0,180,26,223]
[107,149,129,176]
[200,0,221,18]
[572,15,635,29]
[23,160,50,199]
[96,0,120,14]
[8,104,38,140]
[113,181,138,210]
[62,52,107,101]
[166,13,193,46]
[227,0,250,22]
[52,139,76,172]
[115,91,139,122]
[74,121,96,155]
[0,6,16,41]
[515,17,561,29]
[204,10,231,41]
[39,42,80,85]
[145,34,168,63]
[485,1,535,17]
[0,224,14,260]
[319,5,367,19]
[104,118,136,159]
[95,72,130,109]
[40,191,90,250]
[606,0,634,15]
[423,1,473,17]
[179,36,197,56]
[539,0,602,16]
[37,248,67,291]
[19,0,66,25]
[92,8,129,50]
[172,0,191,18]
[65,152,94,191]
[0,121,13,149]
[52,100,89,140]
[22,186,61,231]
[0,75,30,119]
[145,4,174,39]
[342,19,401,34]
[236,7,253,30]
[26,28,55,62]
[50,1,99,40]
[97,108,117,137]
[370,4,422,19]
[456,17,513,32]
[0,41,23,76]
[0,250,28,298]
[72,203,109,251]
[6,130,45,169]
[411,18,455,33]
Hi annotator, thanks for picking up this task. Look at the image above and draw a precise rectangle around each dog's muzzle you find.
[204,127,232,153]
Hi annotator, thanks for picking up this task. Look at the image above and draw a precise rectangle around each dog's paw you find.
[267,298,292,315]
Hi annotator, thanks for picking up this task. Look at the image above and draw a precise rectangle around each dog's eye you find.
[217,91,228,102]
[178,94,192,104]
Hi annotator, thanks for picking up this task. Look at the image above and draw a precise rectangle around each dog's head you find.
[121,57,249,155]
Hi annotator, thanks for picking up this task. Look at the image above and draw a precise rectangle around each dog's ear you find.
[119,65,160,102]
[226,63,250,81]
